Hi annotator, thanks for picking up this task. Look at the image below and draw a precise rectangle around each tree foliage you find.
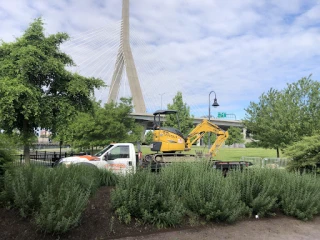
[69,98,143,150]
[244,76,320,157]
[284,134,320,172]
[164,92,194,136]
[225,127,244,145]
[0,18,104,161]
[145,131,154,145]
[0,133,18,180]
[202,133,216,146]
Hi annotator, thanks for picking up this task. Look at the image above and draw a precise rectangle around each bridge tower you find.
[107,0,146,113]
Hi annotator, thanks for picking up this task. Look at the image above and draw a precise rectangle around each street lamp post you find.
[159,93,165,109]
[208,91,219,150]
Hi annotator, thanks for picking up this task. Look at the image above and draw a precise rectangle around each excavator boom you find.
[186,119,229,157]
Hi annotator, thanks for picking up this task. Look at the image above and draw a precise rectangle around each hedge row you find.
[0,165,118,233]
[111,163,320,228]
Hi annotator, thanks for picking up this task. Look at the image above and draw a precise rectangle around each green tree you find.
[244,76,320,157]
[145,131,154,145]
[0,133,18,180]
[70,98,142,151]
[164,92,194,136]
[225,127,244,146]
[284,134,320,172]
[0,18,104,162]
[202,133,216,146]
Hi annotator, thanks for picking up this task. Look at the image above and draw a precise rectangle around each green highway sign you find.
[217,112,226,118]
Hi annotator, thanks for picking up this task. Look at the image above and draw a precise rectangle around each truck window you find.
[108,146,130,160]
[95,145,114,157]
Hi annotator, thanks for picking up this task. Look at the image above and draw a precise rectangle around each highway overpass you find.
[130,112,244,131]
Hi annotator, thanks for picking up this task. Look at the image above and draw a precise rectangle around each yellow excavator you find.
[144,110,229,162]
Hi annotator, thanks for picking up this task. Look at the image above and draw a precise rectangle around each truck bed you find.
[140,158,252,173]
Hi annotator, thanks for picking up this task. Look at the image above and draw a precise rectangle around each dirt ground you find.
[121,216,320,240]
[1,186,319,240]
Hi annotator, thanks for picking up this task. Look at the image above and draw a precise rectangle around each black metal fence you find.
[13,151,89,167]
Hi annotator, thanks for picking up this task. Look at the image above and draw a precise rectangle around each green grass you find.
[216,147,278,161]
[140,145,279,161]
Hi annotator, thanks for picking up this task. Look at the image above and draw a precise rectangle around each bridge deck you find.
[130,113,243,130]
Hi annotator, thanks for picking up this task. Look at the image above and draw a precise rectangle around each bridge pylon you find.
[107,0,146,113]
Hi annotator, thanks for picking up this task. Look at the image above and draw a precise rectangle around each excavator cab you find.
[151,110,186,153]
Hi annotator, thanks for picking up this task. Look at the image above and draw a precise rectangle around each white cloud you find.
[1,0,320,119]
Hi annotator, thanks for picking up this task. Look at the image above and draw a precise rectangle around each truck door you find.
[105,145,133,174]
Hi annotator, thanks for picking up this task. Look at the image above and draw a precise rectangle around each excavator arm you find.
[185,119,229,157]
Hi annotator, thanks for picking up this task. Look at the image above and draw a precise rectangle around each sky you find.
[1,0,320,120]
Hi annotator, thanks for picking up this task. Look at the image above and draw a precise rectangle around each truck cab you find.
[58,143,139,175]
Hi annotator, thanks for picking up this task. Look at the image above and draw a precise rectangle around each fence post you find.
[35,150,38,161]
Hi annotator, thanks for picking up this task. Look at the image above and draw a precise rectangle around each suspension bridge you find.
[60,0,244,133]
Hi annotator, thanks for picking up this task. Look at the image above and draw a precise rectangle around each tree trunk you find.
[91,146,93,155]
[276,147,280,158]
[23,119,31,164]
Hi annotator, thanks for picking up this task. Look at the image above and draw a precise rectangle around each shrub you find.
[1,165,101,216]
[111,169,185,228]
[2,166,52,217]
[0,133,18,189]
[160,162,249,223]
[1,164,103,233]
[230,168,282,217]
[184,166,249,223]
[0,148,15,179]
[35,182,90,233]
[112,162,320,225]
[98,168,119,186]
[284,134,320,173]
[279,171,320,221]
[112,162,250,226]
[159,162,200,197]
[53,165,101,195]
